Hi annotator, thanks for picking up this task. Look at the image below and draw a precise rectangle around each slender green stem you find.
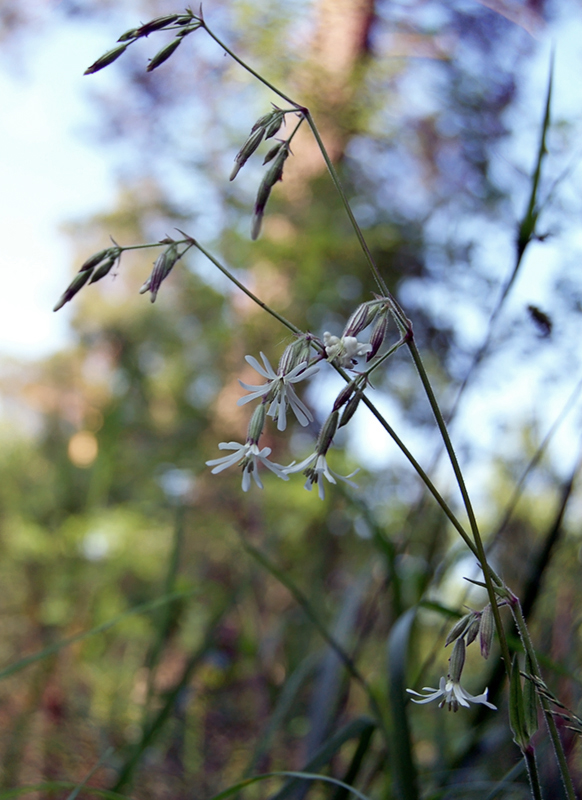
[182,235,303,335]
[523,747,544,800]
[302,113,389,297]
[187,235,474,548]
[406,340,512,675]
[201,22,300,108]
[512,599,576,800]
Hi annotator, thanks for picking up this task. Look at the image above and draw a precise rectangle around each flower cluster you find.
[206,298,401,497]
[407,606,499,713]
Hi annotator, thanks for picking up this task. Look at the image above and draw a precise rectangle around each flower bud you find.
[251,112,275,133]
[53,270,93,312]
[264,111,285,139]
[338,391,362,428]
[343,302,379,338]
[247,403,266,444]
[85,44,129,75]
[89,256,117,283]
[117,28,139,42]
[147,38,182,71]
[449,638,466,684]
[230,128,265,181]
[251,145,289,240]
[444,612,473,647]
[140,244,180,302]
[332,382,355,412]
[80,247,116,272]
[136,15,180,37]
[316,411,339,456]
[465,614,481,645]
[263,142,284,165]
[366,313,389,361]
[479,603,494,659]
[278,337,311,375]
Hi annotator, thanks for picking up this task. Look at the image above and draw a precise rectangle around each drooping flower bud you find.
[147,38,182,71]
[117,28,140,43]
[338,391,362,429]
[139,244,180,302]
[465,614,481,645]
[247,403,266,444]
[479,603,494,660]
[89,256,117,283]
[251,144,290,240]
[343,302,380,338]
[264,111,285,139]
[53,270,93,312]
[444,612,473,647]
[366,312,390,361]
[80,247,117,272]
[316,411,339,456]
[85,44,129,75]
[263,141,284,165]
[136,15,180,37]
[278,337,312,375]
[449,638,466,684]
[230,128,266,181]
[332,382,356,412]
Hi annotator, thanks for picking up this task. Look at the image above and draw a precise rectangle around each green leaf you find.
[209,771,373,800]
[387,608,419,800]
[509,655,528,748]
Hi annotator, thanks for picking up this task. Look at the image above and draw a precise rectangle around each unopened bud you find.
[118,28,139,42]
[332,382,355,412]
[85,44,129,75]
[278,337,311,375]
[263,142,284,165]
[53,270,93,312]
[444,612,472,647]
[479,604,494,659]
[367,313,389,361]
[147,38,181,71]
[251,112,275,133]
[141,244,180,302]
[251,145,289,240]
[316,411,339,456]
[137,15,180,36]
[465,614,481,645]
[89,256,117,283]
[230,127,265,181]
[264,111,285,139]
[338,391,362,428]
[343,303,379,338]
[449,637,466,684]
[80,247,115,272]
[247,403,266,444]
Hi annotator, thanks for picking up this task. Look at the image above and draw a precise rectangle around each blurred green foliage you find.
[0,1,581,799]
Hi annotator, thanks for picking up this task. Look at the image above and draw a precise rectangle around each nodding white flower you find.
[284,452,358,500]
[237,352,319,431]
[407,677,497,713]
[323,332,372,368]
[206,441,289,492]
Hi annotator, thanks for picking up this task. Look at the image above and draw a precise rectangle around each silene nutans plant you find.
[51,6,582,800]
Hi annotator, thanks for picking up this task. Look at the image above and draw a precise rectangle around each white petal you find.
[283,452,318,474]
[245,354,273,379]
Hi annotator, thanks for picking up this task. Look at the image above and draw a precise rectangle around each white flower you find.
[206,441,289,492]
[323,332,372,368]
[407,676,497,713]
[237,352,319,431]
[284,452,358,500]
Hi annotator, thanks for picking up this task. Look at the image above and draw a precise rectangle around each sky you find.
[0,3,579,359]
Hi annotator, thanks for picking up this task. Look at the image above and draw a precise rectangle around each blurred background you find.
[0,0,582,797]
